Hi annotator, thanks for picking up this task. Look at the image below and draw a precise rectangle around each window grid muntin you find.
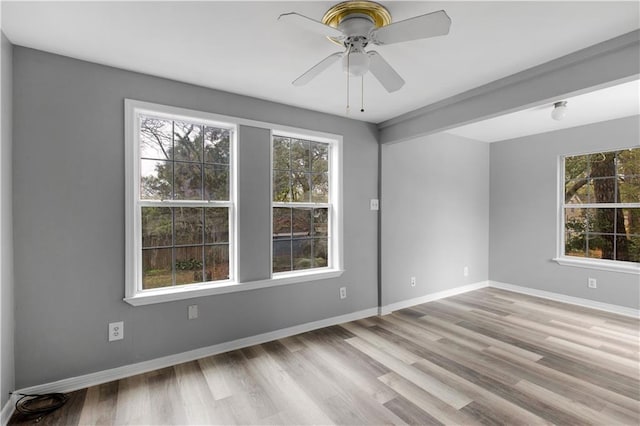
[562,148,640,264]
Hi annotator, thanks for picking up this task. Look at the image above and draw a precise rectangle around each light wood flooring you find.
[10,287,640,425]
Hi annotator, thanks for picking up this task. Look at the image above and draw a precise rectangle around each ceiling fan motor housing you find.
[338,13,375,38]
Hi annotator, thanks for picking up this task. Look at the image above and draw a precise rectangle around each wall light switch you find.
[370,199,379,211]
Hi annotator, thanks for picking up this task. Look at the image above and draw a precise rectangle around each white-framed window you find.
[556,147,640,274]
[125,100,237,303]
[125,100,344,305]
[272,131,343,275]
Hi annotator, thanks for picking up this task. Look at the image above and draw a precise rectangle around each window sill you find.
[124,269,344,306]
[553,257,640,275]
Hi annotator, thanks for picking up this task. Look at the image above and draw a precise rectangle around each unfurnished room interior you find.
[0,1,639,425]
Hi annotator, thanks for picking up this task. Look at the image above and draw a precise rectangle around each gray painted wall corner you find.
[1,32,15,407]
[381,132,490,306]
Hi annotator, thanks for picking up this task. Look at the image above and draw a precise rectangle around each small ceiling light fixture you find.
[551,101,568,121]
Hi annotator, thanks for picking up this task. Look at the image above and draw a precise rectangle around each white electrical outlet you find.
[370,199,379,211]
[588,278,597,289]
[463,266,469,277]
[339,287,347,299]
[410,276,416,287]
[188,305,199,320]
[108,321,124,342]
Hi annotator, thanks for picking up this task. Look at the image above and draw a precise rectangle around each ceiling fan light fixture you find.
[343,50,370,76]
[551,101,568,121]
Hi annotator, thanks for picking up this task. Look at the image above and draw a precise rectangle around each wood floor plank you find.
[383,396,444,426]
[514,379,620,425]
[378,372,479,425]
[346,336,474,410]
[113,372,151,425]
[11,287,639,425]
[244,345,334,425]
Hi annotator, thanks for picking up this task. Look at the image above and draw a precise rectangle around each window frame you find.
[270,130,343,277]
[554,147,640,275]
[124,100,344,306]
[125,100,238,304]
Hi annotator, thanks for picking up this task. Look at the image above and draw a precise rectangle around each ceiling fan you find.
[278,1,451,95]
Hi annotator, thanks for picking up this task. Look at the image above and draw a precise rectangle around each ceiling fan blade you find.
[278,12,343,38]
[368,51,405,92]
[371,10,451,45]
[292,52,343,86]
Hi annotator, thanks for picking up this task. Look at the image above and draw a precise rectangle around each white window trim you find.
[555,149,640,275]
[270,130,344,277]
[124,100,344,306]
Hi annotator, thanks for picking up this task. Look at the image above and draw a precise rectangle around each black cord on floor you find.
[10,392,69,422]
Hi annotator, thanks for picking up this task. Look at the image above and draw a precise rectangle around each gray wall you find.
[381,133,490,306]
[12,47,379,388]
[1,32,15,407]
[490,116,640,309]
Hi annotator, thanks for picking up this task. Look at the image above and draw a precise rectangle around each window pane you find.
[565,208,587,234]
[589,152,616,178]
[313,208,328,236]
[174,207,203,246]
[313,238,328,267]
[293,239,312,270]
[291,172,310,202]
[173,122,202,162]
[205,208,229,243]
[615,235,635,262]
[204,164,229,201]
[625,235,640,263]
[140,159,172,200]
[619,175,640,203]
[291,139,310,171]
[142,248,172,289]
[587,234,615,260]
[292,208,311,237]
[273,208,291,238]
[175,246,204,285]
[311,143,329,173]
[174,162,202,200]
[273,171,291,202]
[311,173,329,203]
[564,178,590,204]
[273,137,290,170]
[204,127,230,164]
[617,149,640,176]
[273,240,292,272]
[140,117,172,160]
[591,178,616,203]
[587,208,615,234]
[205,245,230,281]
[565,154,588,182]
[565,231,586,258]
[622,208,640,235]
[142,207,172,247]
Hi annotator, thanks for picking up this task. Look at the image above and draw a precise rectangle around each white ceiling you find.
[2,1,639,124]
[447,78,640,142]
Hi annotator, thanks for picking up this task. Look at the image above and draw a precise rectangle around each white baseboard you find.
[15,307,378,397]
[489,281,640,318]
[379,281,490,315]
[1,394,17,426]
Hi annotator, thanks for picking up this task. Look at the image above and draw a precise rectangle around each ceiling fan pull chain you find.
[361,75,365,112]
[346,49,350,114]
